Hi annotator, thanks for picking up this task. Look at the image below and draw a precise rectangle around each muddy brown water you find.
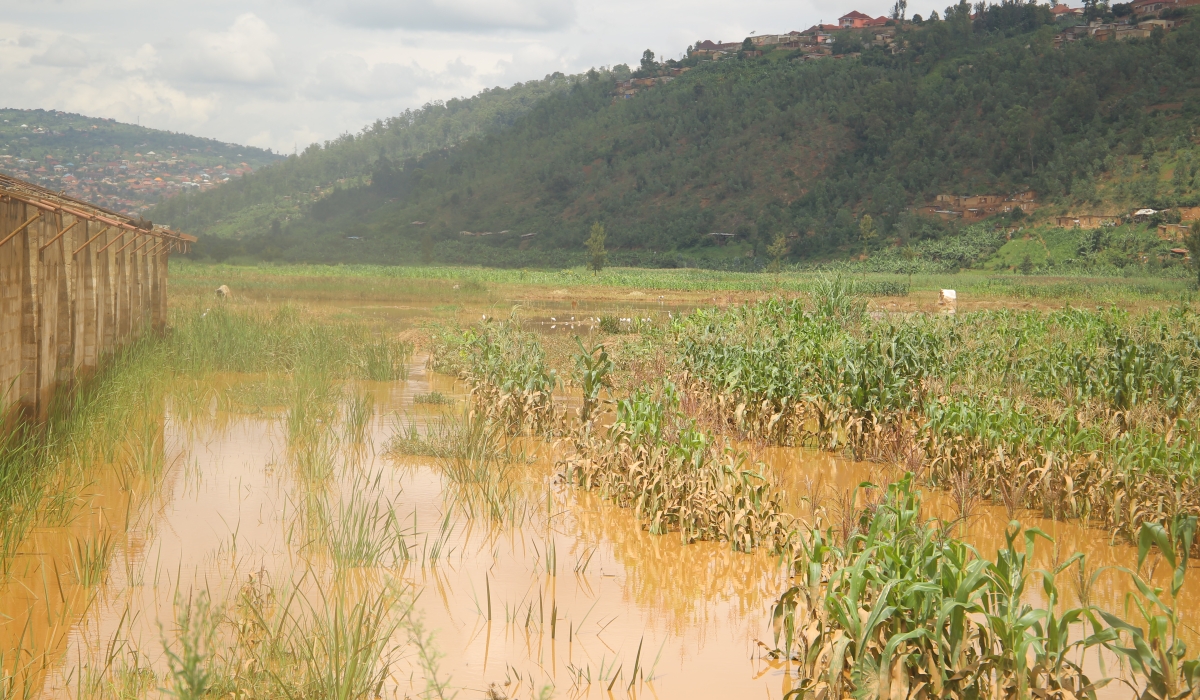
[2,311,1197,699]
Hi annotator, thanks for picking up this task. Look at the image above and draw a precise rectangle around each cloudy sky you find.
[0,0,941,152]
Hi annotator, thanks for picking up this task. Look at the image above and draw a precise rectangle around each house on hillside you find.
[1132,0,1200,15]
[1158,223,1190,241]
[838,11,890,28]
[692,39,742,56]
[1138,18,1177,31]
[921,192,1040,220]
[1056,215,1120,228]
[750,34,790,46]
[792,25,838,48]
[1051,4,1084,20]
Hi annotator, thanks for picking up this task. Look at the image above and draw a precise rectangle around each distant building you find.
[839,10,875,28]
[1051,4,1084,19]
[918,191,1040,221]
[692,39,742,55]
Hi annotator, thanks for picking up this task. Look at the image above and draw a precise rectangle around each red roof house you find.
[839,11,890,28]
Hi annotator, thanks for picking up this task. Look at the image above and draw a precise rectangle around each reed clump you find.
[385,409,530,523]
[561,382,793,553]
[169,303,412,382]
[673,286,1200,544]
[163,574,414,700]
[0,303,416,576]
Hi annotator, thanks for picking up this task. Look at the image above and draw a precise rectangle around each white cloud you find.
[0,0,929,151]
[305,53,434,100]
[30,36,90,67]
[296,0,576,32]
[161,14,282,86]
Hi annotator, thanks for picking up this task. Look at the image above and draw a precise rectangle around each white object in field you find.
[939,289,957,313]
[216,285,231,299]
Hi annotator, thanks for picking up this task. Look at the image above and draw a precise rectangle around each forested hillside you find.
[169,5,1200,269]
[150,72,592,241]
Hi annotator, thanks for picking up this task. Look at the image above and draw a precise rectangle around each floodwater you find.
[1,311,1197,699]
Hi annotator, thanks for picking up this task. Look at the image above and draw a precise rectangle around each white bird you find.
[551,317,556,321]
[201,308,209,318]
[551,325,556,329]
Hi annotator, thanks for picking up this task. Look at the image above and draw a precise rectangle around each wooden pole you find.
[96,231,128,254]
[38,216,84,253]
[116,236,138,254]
[0,211,44,249]
[72,225,111,256]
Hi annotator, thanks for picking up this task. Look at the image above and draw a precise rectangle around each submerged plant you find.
[69,531,116,588]
[162,590,221,700]
[342,391,375,444]
[771,476,1200,699]
[431,313,558,435]
[315,472,410,571]
[562,382,792,553]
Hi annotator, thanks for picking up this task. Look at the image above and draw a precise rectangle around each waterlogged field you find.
[2,270,1200,700]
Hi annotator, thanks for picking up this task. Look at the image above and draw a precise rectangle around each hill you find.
[0,108,279,216]
[148,73,587,247]
[164,5,1200,272]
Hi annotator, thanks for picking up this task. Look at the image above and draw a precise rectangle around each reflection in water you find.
[0,355,1193,699]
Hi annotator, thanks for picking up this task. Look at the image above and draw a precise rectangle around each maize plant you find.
[560,382,794,554]
[671,295,1200,547]
[771,477,1200,700]
[430,314,559,435]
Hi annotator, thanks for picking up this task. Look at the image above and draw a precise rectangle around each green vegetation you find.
[773,477,1200,699]
[0,303,414,576]
[161,11,1200,272]
[562,381,792,552]
[150,72,591,247]
[170,258,1195,305]
[672,287,1200,543]
[430,315,558,435]
[0,108,275,169]
[585,221,607,274]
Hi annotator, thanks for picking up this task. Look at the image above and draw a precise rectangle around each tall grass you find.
[171,259,1193,301]
[385,409,530,524]
[165,575,414,700]
[315,472,410,571]
[168,303,412,381]
[0,303,421,577]
[69,532,116,588]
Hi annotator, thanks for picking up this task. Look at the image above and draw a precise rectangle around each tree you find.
[741,37,755,52]
[767,233,789,277]
[585,222,607,274]
[1185,221,1200,288]
[420,234,434,264]
[1019,253,1035,275]
[640,49,656,72]
[859,214,878,243]
[892,0,908,22]
[860,214,878,256]
[901,245,918,288]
